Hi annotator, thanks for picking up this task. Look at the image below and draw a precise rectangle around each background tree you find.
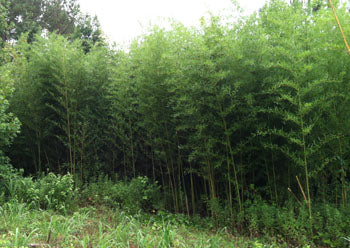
[0,65,20,167]
[2,0,104,46]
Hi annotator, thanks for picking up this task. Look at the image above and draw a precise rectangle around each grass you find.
[0,201,287,248]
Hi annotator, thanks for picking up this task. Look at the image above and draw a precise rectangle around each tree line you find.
[1,0,350,221]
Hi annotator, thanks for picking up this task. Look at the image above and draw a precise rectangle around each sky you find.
[78,0,267,46]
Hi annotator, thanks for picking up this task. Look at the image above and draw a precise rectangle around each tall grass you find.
[0,201,281,248]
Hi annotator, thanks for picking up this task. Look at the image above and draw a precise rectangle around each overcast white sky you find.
[78,0,266,46]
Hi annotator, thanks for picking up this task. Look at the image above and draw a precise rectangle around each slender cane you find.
[328,0,350,55]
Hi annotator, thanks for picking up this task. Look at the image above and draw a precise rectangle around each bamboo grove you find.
[1,0,350,220]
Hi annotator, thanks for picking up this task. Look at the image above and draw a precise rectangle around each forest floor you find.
[0,202,293,248]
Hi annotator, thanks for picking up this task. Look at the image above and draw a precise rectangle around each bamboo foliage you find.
[4,0,350,217]
[8,34,111,176]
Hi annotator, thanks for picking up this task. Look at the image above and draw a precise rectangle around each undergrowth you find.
[0,166,350,247]
[0,201,277,248]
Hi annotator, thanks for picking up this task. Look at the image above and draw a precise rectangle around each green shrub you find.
[204,197,232,228]
[0,165,76,212]
[115,176,162,213]
[0,164,25,199]
[241,198,350,247]
[79,175,116,206]
[81,176,162,214]
[34,173,76,211]
[313,204,350,247]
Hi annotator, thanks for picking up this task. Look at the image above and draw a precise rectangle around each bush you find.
[313,203,350,247]
[116,176,163,213]
[241,198,350,247]
[35,173,76,211]
[81,176,163,214]
[79,174,116,206]
[0,164,25,199]
[0,165,76,212]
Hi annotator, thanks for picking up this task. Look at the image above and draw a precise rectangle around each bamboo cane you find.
[328,0,350,55]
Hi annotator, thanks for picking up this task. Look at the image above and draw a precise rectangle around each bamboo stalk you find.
[328,0,350,55]
[189,163,196,215]
[296,175,308,204]
[288,187,302,206]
